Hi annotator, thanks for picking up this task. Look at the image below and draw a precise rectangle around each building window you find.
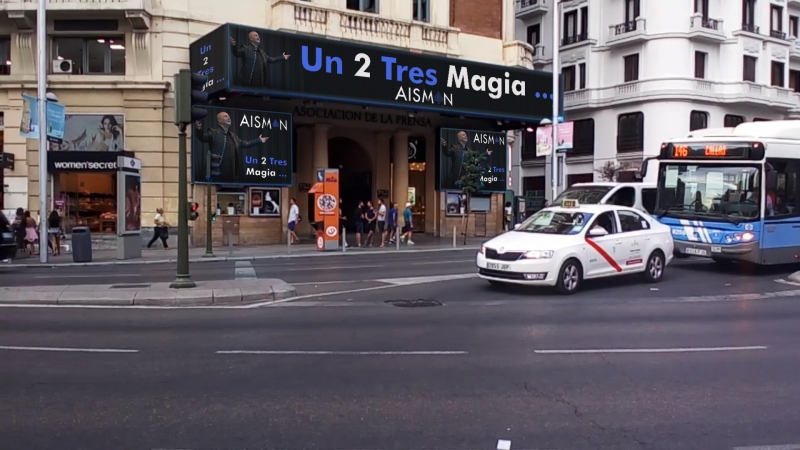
[771,61,785,87]
[695,0,708,17]
[563,10,578,41]
[217,188,247,216]
[790,69,800,92]
[0,36,9,75]
[623,53,639,82]
[791,16,799,37]
[695,51,707,79]
[617,112,644,153]
[690,111,709,131]
[527,24,541,46]
[724,114,745,127]
[578,63,586,89]
[742,0,756,31]
[625,0,640,22]
[771,5,783,32]
[571,118,595,156]
[521,129,544,162]
[580,7,589,35]
[743,55,757,82]
[52,36,125,75]
[562,65,576,91]
[412,0,428,22]
[347,0,377,13]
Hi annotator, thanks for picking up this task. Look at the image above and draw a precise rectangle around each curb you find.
[0,279,298,307]
[12,246,481,269]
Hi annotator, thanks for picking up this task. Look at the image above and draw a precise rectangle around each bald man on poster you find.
[230,31,290,88]
[194,112,269,182]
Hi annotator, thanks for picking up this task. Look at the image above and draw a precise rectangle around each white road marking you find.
[0,345,139,353]
[775,278,800,287]
[675,289,800,303]
[215,350,468,355]
[376,273,478,285]
[733,445,800,450]
[31,274,142,279]
[234,261,257,280]
[534,346,767,354]
[497,439,512,450]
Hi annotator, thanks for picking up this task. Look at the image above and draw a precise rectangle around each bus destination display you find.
[661,142,762,160]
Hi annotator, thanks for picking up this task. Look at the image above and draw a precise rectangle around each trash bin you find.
[71,226,92,263]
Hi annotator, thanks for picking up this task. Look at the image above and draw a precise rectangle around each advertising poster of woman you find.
[50,114,125,151]
[124,175,141,232]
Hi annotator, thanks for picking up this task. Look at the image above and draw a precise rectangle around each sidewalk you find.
[9,235,486,268]
[0,279,296,306]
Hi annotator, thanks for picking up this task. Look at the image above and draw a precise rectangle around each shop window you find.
[616,112,644,153]
[0,36,9,75]
[413,0,429,22]
[570,118,594,156]
[249,188,281,217]
[690,110,709,131]
[52,36,125,75]
[743,55,756,82]
[217,188,246,216]
[347,0,377,13]
[55,172,117,234]
[469,195,491,212]
[724,114,745,127]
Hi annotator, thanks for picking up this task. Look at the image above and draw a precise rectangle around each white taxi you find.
[477,200,674,294]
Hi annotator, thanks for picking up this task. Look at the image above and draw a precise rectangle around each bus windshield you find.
[656,163,761,222]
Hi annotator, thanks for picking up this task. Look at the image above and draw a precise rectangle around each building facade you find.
[0,0,541,247]
[513,0,800,211]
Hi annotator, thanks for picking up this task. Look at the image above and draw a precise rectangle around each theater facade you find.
[189,23,558,246]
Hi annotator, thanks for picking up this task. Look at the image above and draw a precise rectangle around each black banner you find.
[190,23,556,122]
[192,106,292,186]
[437,128,507,193]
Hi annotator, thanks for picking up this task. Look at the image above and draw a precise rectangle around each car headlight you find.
[522,250,554,259]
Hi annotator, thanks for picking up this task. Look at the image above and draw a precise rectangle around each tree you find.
[595,161,631,181]
[456,150,488,245]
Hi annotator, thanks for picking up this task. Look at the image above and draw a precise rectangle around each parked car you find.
[0,211,18,260]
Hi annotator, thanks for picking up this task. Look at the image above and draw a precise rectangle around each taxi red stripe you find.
[585,238,622,272]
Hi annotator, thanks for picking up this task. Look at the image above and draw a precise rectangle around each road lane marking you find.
[215,350,468,355]
[31,274,142,279]
[234,261,257,280]
[534,346,767,354]
[0,345,139,353]
[376,273,478,285]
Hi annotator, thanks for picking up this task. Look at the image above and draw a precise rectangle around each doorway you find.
[328,137,373,232]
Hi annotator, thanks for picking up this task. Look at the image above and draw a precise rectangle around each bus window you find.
[609,187,635,207]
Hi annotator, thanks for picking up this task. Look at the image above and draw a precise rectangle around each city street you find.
[2,252,800,449]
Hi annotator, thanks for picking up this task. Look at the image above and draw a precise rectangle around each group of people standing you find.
[10,208,63,257]
[344,199,415,248]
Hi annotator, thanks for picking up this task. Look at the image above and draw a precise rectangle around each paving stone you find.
[0,291,60,304]
[213,288,243,305]
[133,290,179,306]
[174,289,213,306]
[57,291,135,305]
[240,286,275,303]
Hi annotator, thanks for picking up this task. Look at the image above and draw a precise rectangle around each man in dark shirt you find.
[194,112,269,182]
[440,131,492,189]
[230,32,290,88]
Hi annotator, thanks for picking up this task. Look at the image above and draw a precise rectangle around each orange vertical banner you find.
[313,168,340,251]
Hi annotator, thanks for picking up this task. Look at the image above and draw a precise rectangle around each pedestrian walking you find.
[387,202,398,244]
[401,202,414,245]
[354,200,365,247]
[147,208,170,249]
[376,198,387,247]
[48,210,62,256]
[288,198,300,244]
[364,200,377,247]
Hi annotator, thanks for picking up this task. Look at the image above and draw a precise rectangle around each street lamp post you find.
[37,0,48,263]
[550,0,561,203]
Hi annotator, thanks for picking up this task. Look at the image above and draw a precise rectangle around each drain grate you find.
[385,299,443,307]
[110,283,151,289]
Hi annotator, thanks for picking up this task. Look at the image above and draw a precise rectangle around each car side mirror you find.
[514,223,521,230]
[588,227,608,237]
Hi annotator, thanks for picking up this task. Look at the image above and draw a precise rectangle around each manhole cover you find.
[110,283,151,289]
[384,299,442,307]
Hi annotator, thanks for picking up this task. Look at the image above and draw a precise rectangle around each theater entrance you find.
[328,137,372,232]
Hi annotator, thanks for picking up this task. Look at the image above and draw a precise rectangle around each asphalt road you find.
[2,292,800,449]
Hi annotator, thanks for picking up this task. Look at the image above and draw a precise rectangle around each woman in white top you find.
[76,115,123,151]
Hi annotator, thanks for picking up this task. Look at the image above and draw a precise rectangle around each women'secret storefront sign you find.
[190,23,558,122]
[192,106,293,186]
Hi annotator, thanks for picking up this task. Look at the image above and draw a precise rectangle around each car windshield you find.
[516,210,594,235]
[554,186,612,204]
[656,163,761,221]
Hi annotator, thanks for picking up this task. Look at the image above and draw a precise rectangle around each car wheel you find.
[643,251,665,283]
[555,259,582,295]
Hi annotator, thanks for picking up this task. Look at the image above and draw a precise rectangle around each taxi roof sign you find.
[561,199,580,208]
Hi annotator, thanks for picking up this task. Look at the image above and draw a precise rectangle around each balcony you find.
[516,0,548,20]
[532,43,548,68]
[791,40,800,61]
[503,41,534,69]
[274,0,459,55]
[607,17,647,46]
[688,13,725,43]
[737,23,761,36]
[0,0,152,29]
[561,32,592,48]
[562,78,799,111]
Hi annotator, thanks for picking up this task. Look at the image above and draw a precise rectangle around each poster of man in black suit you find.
[230,31,290,88]
[438,128,506,192]
[194,111,269,182]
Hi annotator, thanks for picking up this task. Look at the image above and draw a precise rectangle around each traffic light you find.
[188,202,200,221]
[208,151,222,178]
[174,69,209,125]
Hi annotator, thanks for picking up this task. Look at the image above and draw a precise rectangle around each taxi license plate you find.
[487,263,509,270]
[685,247,708,256]
[711,246,721,253]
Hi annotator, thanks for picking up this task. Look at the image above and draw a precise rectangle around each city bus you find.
[640,121,800,266]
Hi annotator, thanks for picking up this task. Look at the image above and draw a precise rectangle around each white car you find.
[476,201,675,294]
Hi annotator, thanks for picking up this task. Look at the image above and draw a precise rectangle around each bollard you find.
[228,231,233,256]
[287,229,291,255]
[396,224,401,250]
[342,227,346,253]
[453,226,456,248]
